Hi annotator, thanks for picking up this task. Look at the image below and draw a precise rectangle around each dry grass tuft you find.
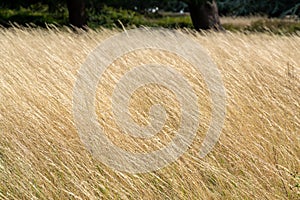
[0,27,299,199]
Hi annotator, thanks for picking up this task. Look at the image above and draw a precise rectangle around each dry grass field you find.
[0,26,299,199]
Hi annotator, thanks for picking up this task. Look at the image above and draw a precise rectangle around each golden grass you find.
[220,16,299,26]
[220,16,266,26]
[0,27,299,199]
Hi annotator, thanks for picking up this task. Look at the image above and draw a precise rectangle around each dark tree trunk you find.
[188,0,223,31]
[66,0,86,28]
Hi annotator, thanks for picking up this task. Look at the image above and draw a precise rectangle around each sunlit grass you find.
[0,27,299,199]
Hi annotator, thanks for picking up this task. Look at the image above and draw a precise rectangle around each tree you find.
[66,0,87,28]
[185,0,223,30]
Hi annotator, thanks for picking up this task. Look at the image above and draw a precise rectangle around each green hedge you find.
[0,4,299,35]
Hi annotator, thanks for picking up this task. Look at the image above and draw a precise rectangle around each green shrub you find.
[0,4,68,27]
[87,6,192,29]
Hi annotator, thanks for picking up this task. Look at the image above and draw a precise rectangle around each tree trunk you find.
[66,0,86,28]
[188,0,223,31]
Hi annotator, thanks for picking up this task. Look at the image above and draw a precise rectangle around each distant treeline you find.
[1,0,299,17]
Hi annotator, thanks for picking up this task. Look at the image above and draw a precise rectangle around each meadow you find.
[0,26,299,199]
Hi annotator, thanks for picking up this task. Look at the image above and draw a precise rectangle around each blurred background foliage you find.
[0,0,299,33]
[218,0,299,17]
